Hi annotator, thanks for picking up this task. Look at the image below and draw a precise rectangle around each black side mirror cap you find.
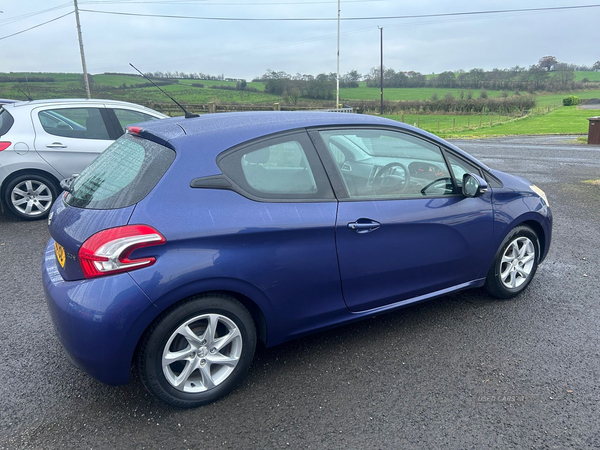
[462,173,488,197]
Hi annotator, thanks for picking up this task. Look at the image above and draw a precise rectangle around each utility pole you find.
[73,0,91,99]
[379,26,383,115]
[336,0,340,108]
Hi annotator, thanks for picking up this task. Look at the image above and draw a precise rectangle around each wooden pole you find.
[379,26,383,115]
[73,0,91,99]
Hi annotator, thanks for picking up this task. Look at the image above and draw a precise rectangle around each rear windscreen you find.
[65,134,175,210]
[0,108,14,136]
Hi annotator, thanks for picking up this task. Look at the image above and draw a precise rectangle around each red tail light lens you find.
[126,126,142,135]
[0,142,11,151]
[79,225,166,279]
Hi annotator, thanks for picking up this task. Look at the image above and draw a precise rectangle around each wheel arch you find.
[0,168,61,196]
[519,219,547,261]
[131,287,270,370]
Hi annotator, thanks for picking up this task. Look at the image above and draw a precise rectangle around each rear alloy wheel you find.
[3,173,59,221]
[138,294,256,408]
[485,225,540,299]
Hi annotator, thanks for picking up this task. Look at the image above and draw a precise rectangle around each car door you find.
[310,127,494,312]
[32,105,117,178]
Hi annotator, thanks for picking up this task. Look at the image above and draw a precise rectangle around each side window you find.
[318,129,455,199]
[445,152,482,188]
[218,133,334,201]
[38,108,109,140]
[113,109,159,134]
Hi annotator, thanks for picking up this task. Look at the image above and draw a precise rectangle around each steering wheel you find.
[373,162,410,194]
[420,177,453,195]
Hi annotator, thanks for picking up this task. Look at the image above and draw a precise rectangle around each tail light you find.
[79,225,166,279]
[0,142,11,151]
[126,126,142,136]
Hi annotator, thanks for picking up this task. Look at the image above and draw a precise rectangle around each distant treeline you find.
[253,70,346,101]
[363,66,596,92]
[355,93,536,115]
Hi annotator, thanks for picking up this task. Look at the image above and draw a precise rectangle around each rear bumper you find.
[42,239,159,385]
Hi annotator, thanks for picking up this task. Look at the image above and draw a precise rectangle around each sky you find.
[1,0,599,80]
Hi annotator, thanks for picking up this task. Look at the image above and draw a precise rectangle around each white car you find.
[0,99,168,220]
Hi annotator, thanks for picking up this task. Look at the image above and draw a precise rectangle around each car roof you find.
[1,98,168,120]
[6,98,164,111]
[143,111,405,147]
[138,111,491,171]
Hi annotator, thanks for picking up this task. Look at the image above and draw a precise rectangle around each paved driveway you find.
[1,135,599,449]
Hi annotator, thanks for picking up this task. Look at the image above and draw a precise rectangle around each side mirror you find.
[462,173,488,197]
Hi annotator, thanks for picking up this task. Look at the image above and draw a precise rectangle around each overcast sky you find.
[1,0,599,79]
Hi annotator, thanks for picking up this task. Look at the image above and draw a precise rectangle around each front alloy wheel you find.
[499,237,536,289]
[485,225,540,299]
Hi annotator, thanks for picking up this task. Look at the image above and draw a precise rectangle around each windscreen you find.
[65,134,175,209]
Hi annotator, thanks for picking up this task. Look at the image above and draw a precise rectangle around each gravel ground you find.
[0,135,599,449]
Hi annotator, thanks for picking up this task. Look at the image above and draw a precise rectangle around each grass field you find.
[433,106,600,138]
[384,113,515,135]
[339,87,508,101]
[2,72,600,137]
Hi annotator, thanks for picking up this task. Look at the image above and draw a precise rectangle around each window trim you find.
[309,125,492,202]
[204,130,336,203]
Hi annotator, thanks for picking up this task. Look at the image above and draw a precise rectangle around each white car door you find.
[32,104,115,179]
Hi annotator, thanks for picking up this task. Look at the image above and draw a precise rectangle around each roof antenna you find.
[129,63,199,118]
[2,73,33,101]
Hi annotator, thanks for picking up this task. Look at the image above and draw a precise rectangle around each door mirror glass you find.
[462,173,488,197]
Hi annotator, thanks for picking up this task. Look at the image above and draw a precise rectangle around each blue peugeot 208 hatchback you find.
[43,112,552,408]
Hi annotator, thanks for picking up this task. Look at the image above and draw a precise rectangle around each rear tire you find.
[485,225,540,299]
[3,173,59,221]
[138,294,256,408]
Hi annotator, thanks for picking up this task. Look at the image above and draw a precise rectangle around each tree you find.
[538,55,558,72]
[593,61,600,71]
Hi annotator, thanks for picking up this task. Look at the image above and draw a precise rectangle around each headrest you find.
[245,147,270,164]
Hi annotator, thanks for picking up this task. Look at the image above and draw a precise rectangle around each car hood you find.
[489,169,534,192]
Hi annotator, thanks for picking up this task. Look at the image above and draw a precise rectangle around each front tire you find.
[485,225,540,299]
[3,173,59,221]
[138,294,257,408]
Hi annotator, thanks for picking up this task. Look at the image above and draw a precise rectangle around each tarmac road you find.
[0,135,599,449]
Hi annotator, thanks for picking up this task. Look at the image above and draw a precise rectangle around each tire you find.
[138,294,257,408]
[485,225,540,299]
[3,173,59,221]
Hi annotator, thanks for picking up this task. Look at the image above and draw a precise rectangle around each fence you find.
[143,102,353,116]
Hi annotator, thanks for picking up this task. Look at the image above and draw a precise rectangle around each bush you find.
[191,83,205,88]
[562,95,580,106]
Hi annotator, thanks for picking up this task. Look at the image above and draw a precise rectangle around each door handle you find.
[46,142,67,149]
[347,219,381,233]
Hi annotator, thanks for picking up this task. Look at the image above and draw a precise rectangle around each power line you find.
[79,3,600,21]
[0,3,72,26]
[0,11,74,41]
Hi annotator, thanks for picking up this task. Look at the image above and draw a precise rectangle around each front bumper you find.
[42,239,159,385]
